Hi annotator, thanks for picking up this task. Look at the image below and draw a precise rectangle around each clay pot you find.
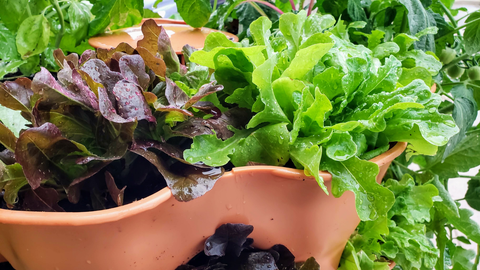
[0,142,406,270]
[88,18,238,55]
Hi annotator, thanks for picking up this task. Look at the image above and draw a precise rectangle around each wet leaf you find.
[130,148,224,201]
[204,223,254,257]
[0,78,33,112]
[184,82,224,109]
[136,46,166,77]
[119,54,150,90]
[53,49,79,69]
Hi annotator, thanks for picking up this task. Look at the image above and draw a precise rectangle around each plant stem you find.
[474,244,480,270]
[243,0,284,15]
[26,3,32,17]
[50,0,65,48]
[439,103,454,113]
[442,54,470,71]
[213,0,218,12]
[249,2,268,17]
[307,0,315,15]
[437,17,480,42]
[299,0,305,10]
[441,92,455,101]
[400,10,409,33]
[457,175,480,180]
[439,1,457,28]
[457,13,470,22]
[46,2,70,19]
[456,198,465,201]
[289,0,296,11]
[392,160,419,175]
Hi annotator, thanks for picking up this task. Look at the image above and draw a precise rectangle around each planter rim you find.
[0,142,407,226]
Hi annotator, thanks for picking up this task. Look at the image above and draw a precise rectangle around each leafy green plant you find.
[0,0,146,80]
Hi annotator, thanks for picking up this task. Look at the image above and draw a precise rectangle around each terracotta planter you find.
[88,19,238,55]
[0,142,406,270]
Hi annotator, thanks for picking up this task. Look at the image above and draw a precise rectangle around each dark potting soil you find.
[176,223,320,270]
[0,262,14,270]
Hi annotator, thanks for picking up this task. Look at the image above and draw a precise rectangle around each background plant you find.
[0,0,159,80]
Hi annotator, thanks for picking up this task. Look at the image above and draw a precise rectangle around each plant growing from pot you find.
[0,0,158,81]
[0,11,459,270]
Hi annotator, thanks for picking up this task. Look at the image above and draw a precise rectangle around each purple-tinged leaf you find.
[165,78,189,108]
[0,121,17,152]
[136,46,167,77]
[22,186,65,212]
[158,26,181,75]
[98,86,133,123]
[137,19,161,55]
[53,49,79,69]
[105,171,125,206]
[0,149,15,165]
[132,140,209,168]
[184,82,224,109]
[32,68,98,111]
[79,50,96,65]
[130,148,224,201]
[96,42,135,62]
[57,63,99,110]
[119,55,150,90]
[170,108,251,140]
[112,80,156,122]
[15,123,91,189]
[0,78,34,112]
[191,101,221,118]
[80,59,123,106]
[155,106,194,117]
[204,223,254,257]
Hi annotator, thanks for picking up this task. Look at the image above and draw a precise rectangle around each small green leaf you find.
[175,0,212,28]
[0,163,29,207]
[466,179,480,211]
[281,43,334,80]
[230,123,290,167]
[323,156,395,221]
[464,11,480,55]
[247,56,290,128]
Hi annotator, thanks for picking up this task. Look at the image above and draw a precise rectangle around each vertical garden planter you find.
[0,142,405,270]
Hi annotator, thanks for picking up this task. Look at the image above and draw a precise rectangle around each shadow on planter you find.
[0,142,406,270]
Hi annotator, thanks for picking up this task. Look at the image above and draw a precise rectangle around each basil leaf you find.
[174,0,212,28]
[16,15,50,59]
[89,0,143,36]
[0,0,29,31]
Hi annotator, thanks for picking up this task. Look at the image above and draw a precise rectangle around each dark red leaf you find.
[112,80,156,122]
[80,59,124,106]
[32,67,98,111]
[204,223,254,257]
[191,101,221,118]
[22,186,65,212]
[0,77,34,112]
[96,42,135,61]
[165,78,188,108]
[130,148,224,202]
[53,49,79,69]
[158,26,180,75]
[136,46,167,77]
[15,123,91,189]
[105,171,125,206]
[184,82,224,109]
[79,50,96,65]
